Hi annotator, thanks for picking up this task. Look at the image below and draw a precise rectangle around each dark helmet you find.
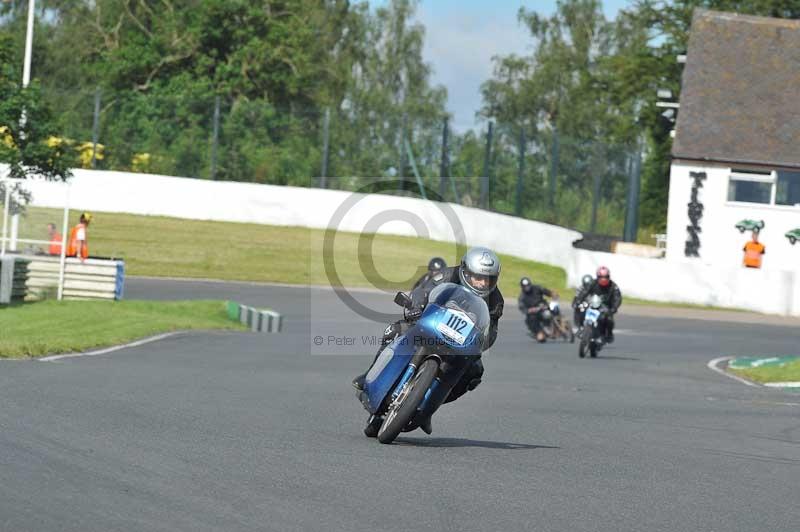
[520,276,532,293]
[459,247,501,297]
[428,257,446,273]
[596,266,611,288]
[581,274,593,288]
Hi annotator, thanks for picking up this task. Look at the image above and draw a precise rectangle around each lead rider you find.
[352,247,504,434]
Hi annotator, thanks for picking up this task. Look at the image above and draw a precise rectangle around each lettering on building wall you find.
[685,171,706,257]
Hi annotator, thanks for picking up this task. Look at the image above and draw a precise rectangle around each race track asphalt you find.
[1,277,798,532]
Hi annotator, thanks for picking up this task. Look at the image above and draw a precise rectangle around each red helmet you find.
[596,266,610,287]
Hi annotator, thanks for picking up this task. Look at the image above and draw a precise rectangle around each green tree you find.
[2,0,447,188]
[608,0,800,231]
[0,34,72,212]
[478,0,632,233]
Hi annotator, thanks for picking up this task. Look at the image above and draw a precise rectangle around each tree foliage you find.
[0,0,448,188]
[1,0,797,233]
[481,0,800,233]
[0,32,72,212]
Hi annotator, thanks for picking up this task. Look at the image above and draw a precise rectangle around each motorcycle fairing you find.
[362,332,417,414]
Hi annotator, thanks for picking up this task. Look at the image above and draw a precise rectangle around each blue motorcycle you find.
[356,282,490,444]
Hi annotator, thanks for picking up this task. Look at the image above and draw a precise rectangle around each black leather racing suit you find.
[573,280,622,336]
[411,270,440,291]
[571,289,588,327]
[518,285,552,334]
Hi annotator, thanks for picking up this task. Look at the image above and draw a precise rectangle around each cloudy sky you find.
[408,0,631,132]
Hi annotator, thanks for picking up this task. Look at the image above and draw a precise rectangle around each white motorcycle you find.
[578,295,608,358]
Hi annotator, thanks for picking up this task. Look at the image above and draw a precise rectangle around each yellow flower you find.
[76,141,104,168]
[0,126,16,149]
[46,135,67,148]
[132,152,151,172]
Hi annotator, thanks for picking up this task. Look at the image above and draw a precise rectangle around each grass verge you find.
[0,300,245,358]
[19,207,747,313]
[729,357,800,384]
[21,207,566,298]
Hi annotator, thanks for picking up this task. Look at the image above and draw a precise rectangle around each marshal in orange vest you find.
[47,223,62,256]
[67,213,92,260]
[743,235,765,268]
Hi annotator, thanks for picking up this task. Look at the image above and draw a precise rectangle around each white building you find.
[666,10,800,271]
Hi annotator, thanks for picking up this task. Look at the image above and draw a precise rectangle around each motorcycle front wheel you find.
[578,327,590,358]
[589,326,600,358]
[377,358,439,444]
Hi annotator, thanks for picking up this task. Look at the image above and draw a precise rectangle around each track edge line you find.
[707,356,761,387]
[39,332,184,362]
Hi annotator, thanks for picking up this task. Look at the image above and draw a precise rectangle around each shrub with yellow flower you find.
[132,152,152,173]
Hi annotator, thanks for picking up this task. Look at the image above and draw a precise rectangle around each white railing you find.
[1,177,71,300]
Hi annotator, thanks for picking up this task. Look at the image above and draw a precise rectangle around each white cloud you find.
[412,0,630,133]
[416,4,532,133]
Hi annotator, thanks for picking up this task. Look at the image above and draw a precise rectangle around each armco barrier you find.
[23,256,125,301]
[227,301,282,333]
[0,257,30,304]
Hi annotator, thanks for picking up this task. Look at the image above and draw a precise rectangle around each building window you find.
[776,170,800,206]
[727,170,773,204]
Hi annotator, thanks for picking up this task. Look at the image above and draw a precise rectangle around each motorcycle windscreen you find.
[363,334,416,414]
[418,282,490,355]
[584,307,601,325]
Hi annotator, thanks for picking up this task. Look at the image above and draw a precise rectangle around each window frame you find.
[727,169,776,205]
[774,169,800,207]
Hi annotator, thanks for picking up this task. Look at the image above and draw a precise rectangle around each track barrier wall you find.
[567,249,800,316]
[17,168,800,317]
[0,256,29,304]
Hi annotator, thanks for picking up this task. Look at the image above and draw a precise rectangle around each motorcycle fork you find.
[389,346,428,402]
[417,355,471,418]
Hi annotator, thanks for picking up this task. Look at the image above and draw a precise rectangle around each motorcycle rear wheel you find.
[377,358,439,444]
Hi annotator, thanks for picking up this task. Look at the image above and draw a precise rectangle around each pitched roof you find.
[672,9,800,169]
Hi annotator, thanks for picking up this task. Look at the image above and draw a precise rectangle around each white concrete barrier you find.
[568,249,800,316]
[21,169,582,270]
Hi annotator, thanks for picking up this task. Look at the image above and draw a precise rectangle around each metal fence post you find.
[516,128,525,216]
[397,113,408,189]
[210,95,221,180]
[439,116,449,200]
[623,144,643,242]
[591,170,601,234]
[57,185,70,301]
[9,212,18,251]
[480,121,493,209]
[91,87,101,169]
[549,126,559,209]
[320,107,330,189]
[404,138,427,200]
[1,185,9,257]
